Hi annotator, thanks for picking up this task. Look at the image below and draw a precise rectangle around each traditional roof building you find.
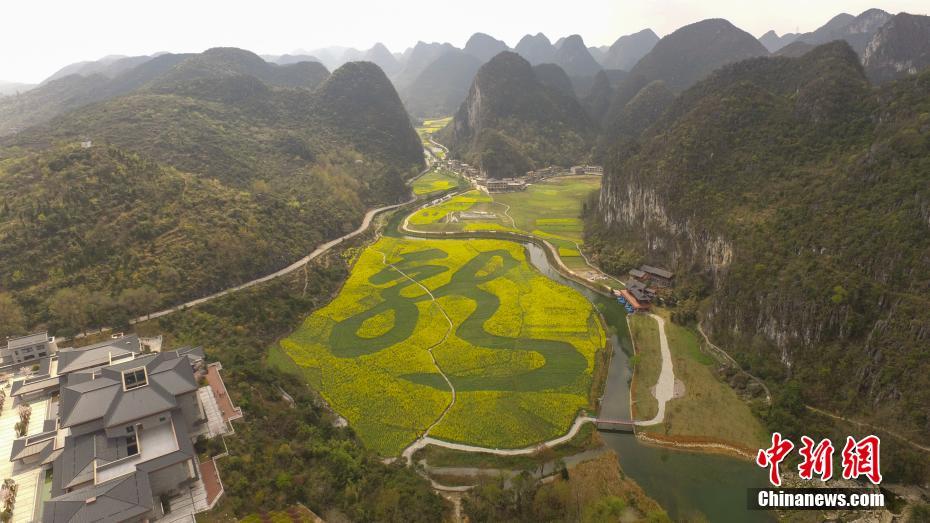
[638,265,675,287]
[4,333,233,523]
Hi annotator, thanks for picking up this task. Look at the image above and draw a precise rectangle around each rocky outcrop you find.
[862,13,930,83]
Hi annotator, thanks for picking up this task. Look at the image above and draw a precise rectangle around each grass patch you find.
[407,190,493,226]
[639,310,769,449]
[405,176,602,272]
[493,176,599,245]
[280,237,604,454]
[628,314,661,420]
[412,168,461,195]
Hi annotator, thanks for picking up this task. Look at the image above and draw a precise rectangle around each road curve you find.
[402,416,598,464]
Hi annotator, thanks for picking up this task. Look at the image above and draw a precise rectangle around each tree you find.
[48,287,90,335]
[0,293,26,339]
[118,286,162,318]
[582,496,627,522]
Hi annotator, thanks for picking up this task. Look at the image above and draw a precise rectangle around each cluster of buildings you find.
[1,332,239,523]
[438,158,604,194]
[614,265,675,313]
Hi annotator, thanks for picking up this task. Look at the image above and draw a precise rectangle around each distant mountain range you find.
[759,9,930,83]
[0,80,35,96]
[6,8,930,129]
[600,29,660,70]
[630,19,769,92]
[759,8,891,53]
[437,8,930,177]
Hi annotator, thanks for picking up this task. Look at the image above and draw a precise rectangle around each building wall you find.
[104,410,173,439]
[177,391,204,431]
[148,460,196,496]
[8,340,53,363]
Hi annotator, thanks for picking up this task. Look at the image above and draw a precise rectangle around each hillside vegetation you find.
[445,52,593,177]
[0,50,423,336]
[592,42,930,451]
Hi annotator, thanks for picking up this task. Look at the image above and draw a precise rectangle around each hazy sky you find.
[3,0,927,83]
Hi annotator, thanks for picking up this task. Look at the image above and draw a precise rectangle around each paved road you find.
[634,313,675,426]
[402,415,598,463]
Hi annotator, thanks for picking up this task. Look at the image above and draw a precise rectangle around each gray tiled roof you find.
[7,332,50,349]
[44,470,154,523]
[57,336,141,375]
[641,265,674,279]
[59,352,197,429]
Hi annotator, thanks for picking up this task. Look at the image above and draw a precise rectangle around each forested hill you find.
[0,48,329,136]
[444,52,592,178]
[628,18,769,92]
[592,41,930,443]
[0,55,423,336]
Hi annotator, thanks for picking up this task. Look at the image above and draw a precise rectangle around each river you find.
[524,243,774,522]
[390,208,774,521]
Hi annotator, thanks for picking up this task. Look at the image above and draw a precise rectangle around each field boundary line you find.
[374,250,458,448]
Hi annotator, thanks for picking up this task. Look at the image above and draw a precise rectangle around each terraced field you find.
[276,237,605,455]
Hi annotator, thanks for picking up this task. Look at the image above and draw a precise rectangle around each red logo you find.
[798,436,834,481]
[756,432,794,486]
[841,435,882,484]
[757,434,882,486]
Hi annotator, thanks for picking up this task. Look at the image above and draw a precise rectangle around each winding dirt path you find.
[374,250,458,441]
[492,201,516,227]
[634,314,675,426]
[696,322,771,405]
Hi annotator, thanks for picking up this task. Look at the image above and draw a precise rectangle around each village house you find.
[485,178,527,193]
[1,332,57,366]
[2,334,239,522]
[630,265,676,287]
[614,279,657,312]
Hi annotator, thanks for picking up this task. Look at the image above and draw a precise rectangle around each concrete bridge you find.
[595,418,637,433]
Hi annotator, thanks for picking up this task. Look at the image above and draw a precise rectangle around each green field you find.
[276,237,605,455]
[407,176,601,266]
[412,167,461,195]
[628,315,661,420]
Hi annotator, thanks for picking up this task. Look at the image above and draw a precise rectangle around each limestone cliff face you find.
[862,13,930,83]
[598,177,733,280]
[595,43,930,428]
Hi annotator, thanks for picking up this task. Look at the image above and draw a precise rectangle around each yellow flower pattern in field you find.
[357,309,395,338]
[279,236,604,454]
[430,390,589,448]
